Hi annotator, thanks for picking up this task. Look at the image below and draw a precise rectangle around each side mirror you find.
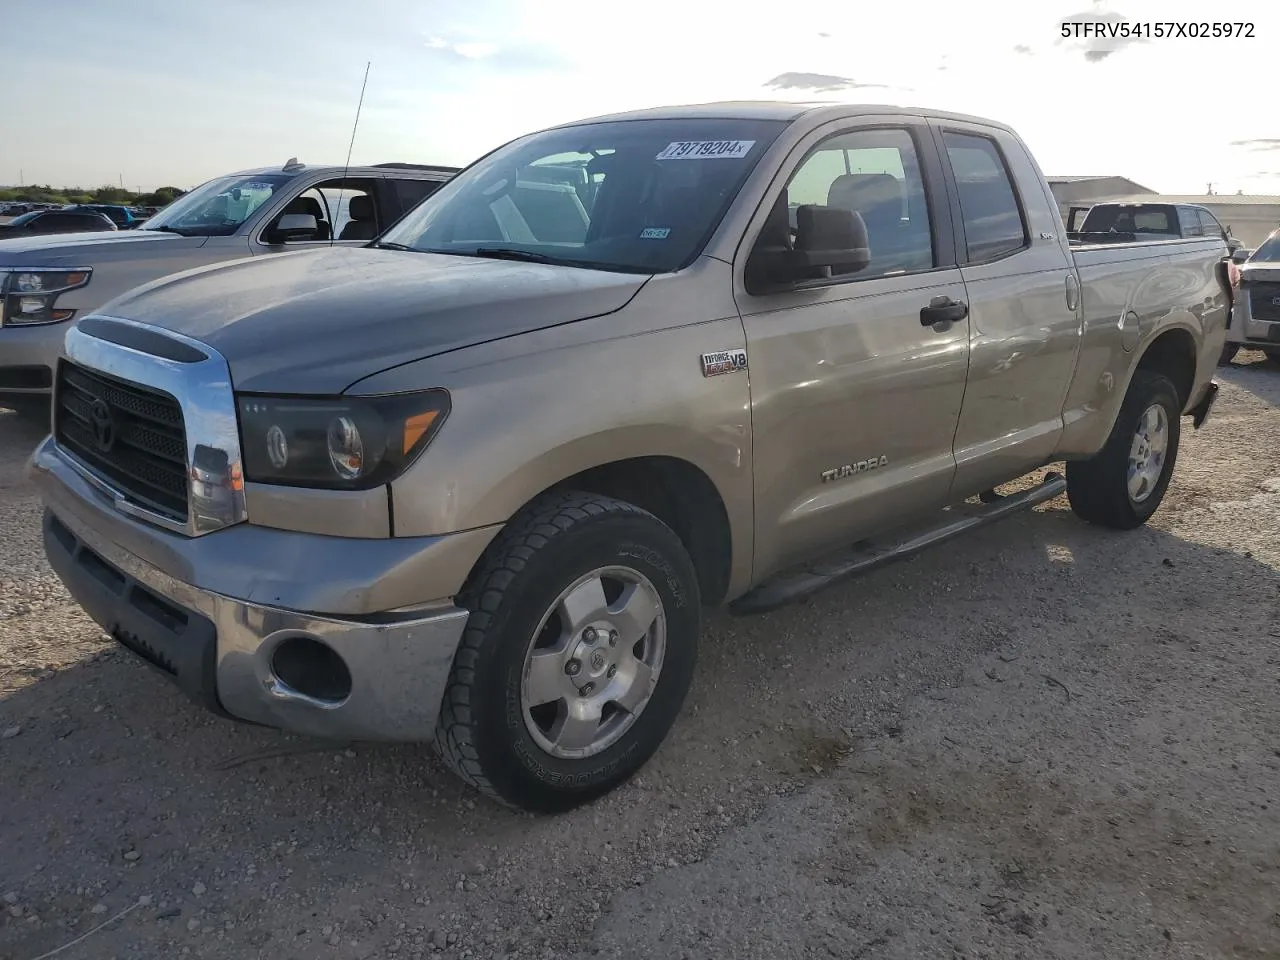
[269,213,318,243]
[746,204,871,292]
[1231,247,1251,264]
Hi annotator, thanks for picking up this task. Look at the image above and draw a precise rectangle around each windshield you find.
[139,173,293,236]
[1248,230,1280,263]
[9,212,39,225]
[379,117,788,273]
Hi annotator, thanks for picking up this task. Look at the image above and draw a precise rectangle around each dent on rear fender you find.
[1057,251,1221,458]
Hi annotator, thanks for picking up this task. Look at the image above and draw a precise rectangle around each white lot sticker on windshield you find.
[640,227,671,239]
[241,182,276,191]
[655,140,756,161]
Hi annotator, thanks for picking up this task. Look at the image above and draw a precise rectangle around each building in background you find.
[1046,176,1157,223]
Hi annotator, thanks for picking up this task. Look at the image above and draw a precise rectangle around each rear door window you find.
[1197,208,1224,239]
[941,132,1027,262]
[1177,207,1204,236]
[390,178,445,215]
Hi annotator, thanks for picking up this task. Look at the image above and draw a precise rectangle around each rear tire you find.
[433,491,701,813]
[1066,370,1181,530]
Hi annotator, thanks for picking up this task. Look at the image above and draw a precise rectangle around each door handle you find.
[920,296,968,326]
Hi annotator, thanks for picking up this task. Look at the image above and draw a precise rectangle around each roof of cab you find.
[554,100,1014,132]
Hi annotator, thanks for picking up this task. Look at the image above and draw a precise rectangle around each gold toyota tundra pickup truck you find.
[28,101,1229,813]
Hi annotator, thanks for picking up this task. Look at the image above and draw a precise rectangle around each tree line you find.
[0,185,187,207]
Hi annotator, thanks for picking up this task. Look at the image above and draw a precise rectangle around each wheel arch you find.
[461,454,738,608]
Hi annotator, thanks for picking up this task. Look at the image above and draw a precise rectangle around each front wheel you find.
[434,491,700,813]
[1263,349,1280,365]
[1066,370,1181,530]
[1219,342,1239,366]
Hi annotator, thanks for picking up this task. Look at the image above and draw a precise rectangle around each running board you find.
[730,472,1067,615]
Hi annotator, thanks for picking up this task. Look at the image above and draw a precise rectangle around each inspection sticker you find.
[639,227,671,239]
[655,140,756,161]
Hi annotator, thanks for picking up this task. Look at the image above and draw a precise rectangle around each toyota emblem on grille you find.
[89,398,117,453]
[1271,296,1280,307]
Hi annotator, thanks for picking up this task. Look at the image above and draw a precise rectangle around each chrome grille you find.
[54,360,189,521]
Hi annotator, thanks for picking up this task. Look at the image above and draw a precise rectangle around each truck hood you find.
[0,229,198,261]
[94,246,650,393]
[1241,262,1280,283]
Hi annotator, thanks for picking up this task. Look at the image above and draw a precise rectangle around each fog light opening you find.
[270,636,353,705]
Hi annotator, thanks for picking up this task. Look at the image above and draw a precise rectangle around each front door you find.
[734,118,971,581]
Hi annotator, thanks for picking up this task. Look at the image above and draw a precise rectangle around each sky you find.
[4,0,1279,195]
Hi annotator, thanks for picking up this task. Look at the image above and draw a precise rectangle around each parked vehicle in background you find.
[1067,201,1242,252]
[0,208,116,237]
[66,204,146,230]
[0,202,35,217]
[29,102,1228,814]
[1221,227,1280,364]
[0,159,459,416]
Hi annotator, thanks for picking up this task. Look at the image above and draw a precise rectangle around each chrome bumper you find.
[32,438,473,742]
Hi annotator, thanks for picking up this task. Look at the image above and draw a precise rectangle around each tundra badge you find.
[821,456,889,482]
[700,349,748,377]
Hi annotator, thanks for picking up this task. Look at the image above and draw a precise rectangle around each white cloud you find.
[424,35,498,59]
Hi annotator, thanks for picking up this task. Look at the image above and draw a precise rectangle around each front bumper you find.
[32,438,480,742]
[1227,300,1280,347]
[0,318,65,399]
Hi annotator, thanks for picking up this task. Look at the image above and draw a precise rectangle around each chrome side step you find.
[729,472,1067,615]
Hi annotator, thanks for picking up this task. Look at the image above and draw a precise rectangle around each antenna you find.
[333,60,372,246]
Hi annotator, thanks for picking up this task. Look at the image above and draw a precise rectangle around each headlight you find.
[0,269,92,326]
[236,390,450,489]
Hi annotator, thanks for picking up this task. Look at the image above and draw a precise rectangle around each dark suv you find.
[0,208,117,236]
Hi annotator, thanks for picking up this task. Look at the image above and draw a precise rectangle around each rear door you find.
[932,121,1081,498]
[736,116,970,579]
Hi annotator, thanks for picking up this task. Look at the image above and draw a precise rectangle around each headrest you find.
[348,194,374,220]
[284,196,325,218]
[827,173,904,211]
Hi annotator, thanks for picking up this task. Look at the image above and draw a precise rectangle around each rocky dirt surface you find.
[2,355,1279,960]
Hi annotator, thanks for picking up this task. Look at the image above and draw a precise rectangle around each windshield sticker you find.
[655,140,756,161]
[240,182,277,191]
[640,227,671,239]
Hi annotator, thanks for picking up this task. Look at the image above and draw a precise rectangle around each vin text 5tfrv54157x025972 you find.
[29,102,1229,812]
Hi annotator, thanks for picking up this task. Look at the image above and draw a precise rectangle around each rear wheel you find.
[434,491,700,813]
[1066,370,1181,530]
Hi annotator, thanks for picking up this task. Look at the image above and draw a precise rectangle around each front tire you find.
[1066,370,1181,530]
[434,491,701,813]
[1218,342,1239,366]
[1263,349,1280,365]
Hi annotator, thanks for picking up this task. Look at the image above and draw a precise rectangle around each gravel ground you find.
[2,355,1279,960]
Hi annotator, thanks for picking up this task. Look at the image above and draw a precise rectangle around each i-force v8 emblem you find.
[700,348,748,377]
[821,456,889,482]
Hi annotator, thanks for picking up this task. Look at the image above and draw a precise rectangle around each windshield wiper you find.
[470,247,650,274]
[374,241,417,251]
[147,225,189,236]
